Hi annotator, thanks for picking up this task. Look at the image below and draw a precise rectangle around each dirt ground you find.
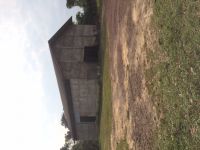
[102,0,157,149]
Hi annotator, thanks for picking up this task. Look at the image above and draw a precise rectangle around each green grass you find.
[116,139,129,150]
[96,0,101,13]
[98,13,112,150]
[99,45,112,150]
[146,0,200,149]
[96,0,112,149]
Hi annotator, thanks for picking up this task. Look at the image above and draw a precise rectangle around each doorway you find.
[84,46,98,63]
[80,116,96,123]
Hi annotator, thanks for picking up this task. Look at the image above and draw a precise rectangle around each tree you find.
[60,143,70,150]
[60,131,73,150]
[66,0,98,25]
[76,12,86,24]
[60,113,74,150]
[61,113,68,128]
[66,0,86,8]
[65,131,72,142]
[72,141,99,150]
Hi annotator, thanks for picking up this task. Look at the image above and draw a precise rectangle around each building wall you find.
[52,25,99,79]
[62,25,98,36]
[51,25,99,140]
[54,25,98,48]
[70,79,99,140]
[61,62,99,79]
[76,123,98,140]
[58,48,84,62]
[70,79,99,116]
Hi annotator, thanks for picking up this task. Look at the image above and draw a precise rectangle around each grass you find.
[99,27,112,150]
[146,0,200,149]
[99,45,112,150]
[98,6,112,150]
[96,0,101,13]
[116,139,129,150]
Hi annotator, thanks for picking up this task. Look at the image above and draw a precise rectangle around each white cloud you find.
[0,0,78,149]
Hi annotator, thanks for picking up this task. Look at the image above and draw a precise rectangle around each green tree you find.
[66,0,86,8]
[65,131,72,142]
[66,0,74,8]
[61,113,68,128]
[60,113,73,150]
[72,141,99,150]
[60,143,70,150]
[66,0,98,25]
[76,12,85,24]
[60,131,73,150]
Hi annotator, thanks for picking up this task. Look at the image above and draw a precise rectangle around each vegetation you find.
[66,0,98,24]
[116,139,129,150]
[95,0,112,149]
[72,141,99,150]
[61,113,68,128]
[66,0,85,8]
[60,143,70,150]
[98,19,112,150]
[146,0,200,149]
[60,114,99,150]
[60,139,98,150]
[95,0,101,15]
[60,121,73,150]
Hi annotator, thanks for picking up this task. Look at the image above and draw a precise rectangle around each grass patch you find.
[116,139,129,150]
[99,43,112,150]
[99,27,112,150]
[98,7,112,150]
[147,0,200,149]
[96,0,101,13]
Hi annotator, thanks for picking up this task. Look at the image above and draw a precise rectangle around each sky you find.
[0,0,80,149]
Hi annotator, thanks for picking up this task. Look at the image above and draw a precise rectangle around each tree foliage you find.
[61,113,68,128]
[60,143,70,150]
[60,114,99,149]
[66,0,86,8]
[66,0,98,25]
[66,0,74,8]
[65,131,72,142]
[72,141,99,150]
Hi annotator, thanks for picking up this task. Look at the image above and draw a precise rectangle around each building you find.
[48,17,99,140]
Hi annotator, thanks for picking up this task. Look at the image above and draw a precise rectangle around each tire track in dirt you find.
[102,0,157,149]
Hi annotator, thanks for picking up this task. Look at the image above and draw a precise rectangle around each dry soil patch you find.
[102,0,157,149]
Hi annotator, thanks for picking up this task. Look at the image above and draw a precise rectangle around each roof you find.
[48,17,77,140]
[48,17,73,45]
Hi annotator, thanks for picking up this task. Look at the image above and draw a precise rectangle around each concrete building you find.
[48,17,99,140]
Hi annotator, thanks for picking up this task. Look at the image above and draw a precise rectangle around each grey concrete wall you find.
[51,25,99,80]
[70,79,99,140]
[56,36,97,48]
[50,25,99,140]
[61,62,99,79]
[70,79,99,116]
[76,123,98,140]
[58,48,84,62]
[63,25,98,36]
[53,25,98,48]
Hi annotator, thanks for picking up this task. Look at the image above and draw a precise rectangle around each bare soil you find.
[102,0,157,149]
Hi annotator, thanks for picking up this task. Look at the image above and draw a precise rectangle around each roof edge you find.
[48,17,73,45]
[64,80,78,140]
[48,45,77,140]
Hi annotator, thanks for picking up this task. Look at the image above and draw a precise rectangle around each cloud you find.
[0,0,80,149]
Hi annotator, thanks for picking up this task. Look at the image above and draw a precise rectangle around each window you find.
[80,116,96,123]
[84,46,98,63]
